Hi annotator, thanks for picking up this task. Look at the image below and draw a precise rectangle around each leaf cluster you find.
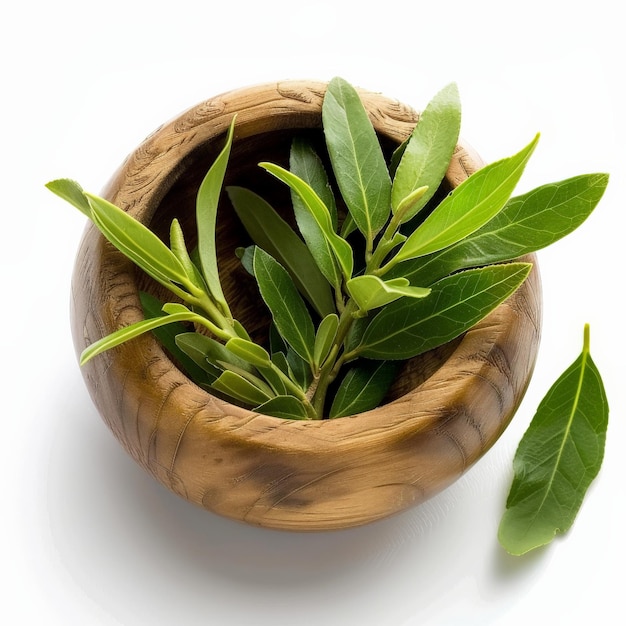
[46,77,608,422]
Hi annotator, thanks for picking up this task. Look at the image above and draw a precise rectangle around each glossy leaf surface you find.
[253,247,316,365]
[329,360,399,418]
[395,173,609,286]
[196,117,236,309]
[322,76,391,240]
[346,275,430,312]
[254,395,310,420]
[391,83,461,221]
[393,134,539,263]
[355,263,532,360]
[498,325,608,555]
[227,186,335,317]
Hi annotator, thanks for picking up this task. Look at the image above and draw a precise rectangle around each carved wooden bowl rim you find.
[72,80,542,529]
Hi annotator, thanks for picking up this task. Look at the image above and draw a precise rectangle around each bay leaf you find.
[498,325,609,555]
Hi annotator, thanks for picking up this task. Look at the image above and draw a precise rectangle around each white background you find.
[4,1,624,624]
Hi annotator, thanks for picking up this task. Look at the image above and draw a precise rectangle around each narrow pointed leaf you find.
[355,263,532,360]
[225,337,272,368]
[323,77,391,239]
[253,247,316,365]
[347,275,431,312]
[391,83,461,221]
[196,117,236,309]
[227,186,335,317]
[260,162,353,281]
[393,173,610,286]
[498,325,608,555]
[313,313,339,368]
[289,137,338,229]
[169,218,207,291]
[84,193,191,293]
[394,134,540,263]
[175,332,254,374]
[255,395,310,420]
[46,178,92,218]
[329,361,399,418]
[80,308,210,365]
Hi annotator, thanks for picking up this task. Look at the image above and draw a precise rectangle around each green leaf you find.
[225,337,272,368]
[254,395,310,420]
[322,77,391,240]
[329,360,399,418]
[391,83,461,222]
[346,275,431,312]
[289,137,338,229]
[45,178,92,218]
[169,218,207,291]
[393,173,610,286]
[260,162,353,282]
[139,292,216,385]
[393,134,540,263]
[227,186,335,317]
[175,332,254,375]
[253,247,316,365]
[80,307,209,365]
[313,313,339,368]
[354,262,532,360]
[196,117,236,311]
[211,370,273,406]
[498,325,609,555]
[84,193,192,294]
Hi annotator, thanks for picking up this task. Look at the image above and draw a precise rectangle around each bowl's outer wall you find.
[71,81,542,530]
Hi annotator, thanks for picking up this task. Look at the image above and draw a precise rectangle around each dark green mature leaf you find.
[394,173,609,286]
[329,360,399,418]
[354,263,532,360]
[46,178,92,218]
[393,134,539,264]
[227,186,335,318]
[498,325,608,555]
[290,137,338,229]
[196,117,236,310]
[84,193,192,294]
[322,76,391,241]
[254,395,310,420]
[253,247,316,365]
[260,162,353,282]
[391,83,461,222]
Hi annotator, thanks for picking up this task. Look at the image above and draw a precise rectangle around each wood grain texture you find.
[70,81,542,530]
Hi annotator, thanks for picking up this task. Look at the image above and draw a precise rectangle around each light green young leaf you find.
[392,134,540,264]
[253,247,316,365]
[323,77,391,241]
[196,117,236,311]
[169,218,207,291]
[46,178,92,218]
[329,361,399,418]
[212,370,273,406]
[139,292,216,385]
[260,162,353,282]
[354,263,532,360]
[346,275,431,313]
[254,395,310,420]
[80,308,209,366]
[313,313,339,368]
[498,325,608,556]
[84,193,192,295]
[393,173,610,287]
[225,337,272,368]
[289,137,338,229]
[391,83,461,222]
[227,186,335,317]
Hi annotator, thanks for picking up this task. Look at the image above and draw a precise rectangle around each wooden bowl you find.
[71,81,542,531]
